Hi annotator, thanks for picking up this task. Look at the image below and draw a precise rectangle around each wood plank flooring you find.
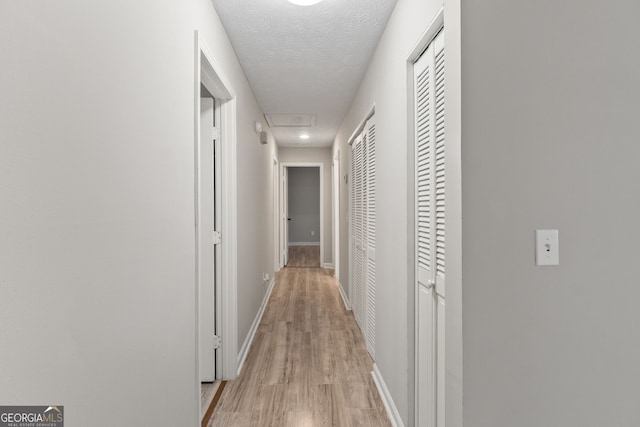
[287,245,320,268]
[206,267,390,427]
[202,382,220,415]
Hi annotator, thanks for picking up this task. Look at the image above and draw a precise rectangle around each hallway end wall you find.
[278,148,333,266]
[287,167,321,245]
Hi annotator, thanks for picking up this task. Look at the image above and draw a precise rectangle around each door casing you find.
[280,162,324,268]
[194,31,239,423]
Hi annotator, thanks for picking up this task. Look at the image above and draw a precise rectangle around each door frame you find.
[280,166,289,268]
[272,155,280,272]
[197,97,218,383]
[280,162,324,268]
[194,31,238,399]
[332,151,340,279]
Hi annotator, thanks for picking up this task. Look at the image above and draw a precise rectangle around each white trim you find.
[348,104,376,146]
[280,162,324,267]
[337,282,351,310]
[273,155,280,272]
[348,148,352,308]
[280,166,288,268]
[407,7,444,62]
[332,150,341,282]
[237,277,276,375]
[289,242,320,247]
[196,31,238,385]
[371,364,405,427]
[322,263,334,269]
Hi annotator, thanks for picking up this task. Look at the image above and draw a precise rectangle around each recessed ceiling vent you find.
[265,114,316,128]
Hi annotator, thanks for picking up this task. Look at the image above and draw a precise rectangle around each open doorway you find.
[195,31,239,423]
[197,91,220,384]
[280,163,323,268]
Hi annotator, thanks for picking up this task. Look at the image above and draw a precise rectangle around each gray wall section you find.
[462,1,640,426]
[0,1,275,425]
[278,148,333,264]
[288,167,321,244]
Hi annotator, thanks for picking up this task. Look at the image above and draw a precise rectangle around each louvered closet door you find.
[415,29,445,427]
[350,117,377,360]
[352,135,365,329]
[415,40,436,427]
[361,128,369,336]
[433,33,446,427]
[433,35,446,299]
[433,32,446,427]
[364,117,376,358]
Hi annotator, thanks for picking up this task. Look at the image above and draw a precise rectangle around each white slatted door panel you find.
[415,33,439,427]
[433,33,446,298]
[416,45,434,294]
[418,279,436,427]
[364,116,376,358]
[436,295,446,427]
[353,136,365,329]
[361,128,368,337]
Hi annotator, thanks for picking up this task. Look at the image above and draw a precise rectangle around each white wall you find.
[332,0,452,424]
[278,148,333,265]
[0,1,275,425]
[287,167,321,244]
[461,1,640,425]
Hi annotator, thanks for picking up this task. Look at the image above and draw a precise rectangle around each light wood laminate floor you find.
[287,245,320,268]
[207,267,390,427]
[201,382,219,415]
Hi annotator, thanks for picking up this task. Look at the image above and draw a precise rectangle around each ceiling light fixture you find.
[287,0,323,6]
[300,133,310,139]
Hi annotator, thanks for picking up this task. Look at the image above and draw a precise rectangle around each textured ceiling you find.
[211,0,397,148]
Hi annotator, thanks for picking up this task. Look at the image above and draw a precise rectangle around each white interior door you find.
[282,166,289,266]
[198,97,217,382]
[273,157,279,271]
[351,135,364,329]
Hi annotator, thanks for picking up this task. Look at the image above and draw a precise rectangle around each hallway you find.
[207,267,390,426]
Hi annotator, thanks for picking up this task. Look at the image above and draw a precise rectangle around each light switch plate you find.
[536,229,559,266]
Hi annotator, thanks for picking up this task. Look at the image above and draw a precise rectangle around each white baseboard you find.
[322,263,334,269]
[372,364,405,427]
[237,277,276,375]
[288,242,320,246]
[337,282,351,310]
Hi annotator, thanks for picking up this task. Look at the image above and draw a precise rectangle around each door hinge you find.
[212,230,221,245]
[212,127,221,141]
[213,335,221,350]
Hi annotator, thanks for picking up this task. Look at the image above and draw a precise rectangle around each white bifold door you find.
[350,115,376,358]
[198,97,221,382]
[414,29,446,427]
